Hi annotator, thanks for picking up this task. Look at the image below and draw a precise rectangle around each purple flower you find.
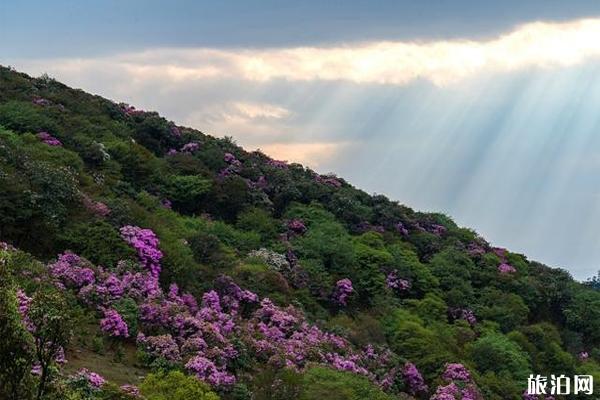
[170,126,181,137]
[442,363,471,382]
[75,368,106,388]
[579,351,589,361]
[315,174,342,188]
[185,355,236,387]
[332,279,353,306]
[32,96,51,106]
[181,142,200,153]
[402,362,428,394]
[386,271,411,292]
[395,222,409,236]
[267,159,288,169]
[137,333,181,362]
[36,131,62,146]
[82,194,110,217]
[120,225,163,277]
[120,384,140,397]
[287,219,307,235]
[100,308,129,338]
[498,263,517,274]
[450,308,477,326]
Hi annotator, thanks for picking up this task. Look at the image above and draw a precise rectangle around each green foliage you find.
[162,174,211,214]
[0,257,35,400]
[471,333,532,381]
[139,371,220,400]
[58,220,135,267]
[300,367,394,400]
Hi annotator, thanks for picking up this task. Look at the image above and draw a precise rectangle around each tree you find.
[140,371,220,400]
[28,290,72,400]
[300,367,393,400]
[0,255,35,400]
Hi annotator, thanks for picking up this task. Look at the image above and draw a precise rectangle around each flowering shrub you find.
[181,142,200,153]
[120,226,163,277]
[120,103,144,116]
[75,368,106,388]
[442,363,471,381]
[32,96,51,106]
[37,131,62,146]
[267,159,288,169]
[82,194,111,217]
[498,263,517,274]
[332,279,353,306]
[395,222,409,236]
[402,362,428,395]
[49,252,96,289]
[431,363,482,400]
[315,174,342,188]
[120,384,141,397]
[100,308,129,338]
[287,219,307,235]
[137,333,181,364]
[449,308,477,326]
[386,271,411,292]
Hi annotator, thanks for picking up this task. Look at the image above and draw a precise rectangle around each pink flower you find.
[332,279,353,306]
[100,308,129,338]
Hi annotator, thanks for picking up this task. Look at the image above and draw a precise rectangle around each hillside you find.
[1,65,599,400]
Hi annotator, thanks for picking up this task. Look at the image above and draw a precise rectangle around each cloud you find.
[257,142,353,168]
[13,17,600,88]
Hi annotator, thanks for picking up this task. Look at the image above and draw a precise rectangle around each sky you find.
[3,1,600,279]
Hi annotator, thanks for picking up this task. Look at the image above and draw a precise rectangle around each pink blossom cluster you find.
[120,384,140,397]
[75,368,106,388]
[16,289,35,332]
[332,278,353,306]
[493,247,517,275]
[467,242,486,257]
[100,308,129,338]
[315,174,342,188]
[579,351,589,361]
[120,226,163,277]
[498,263,517,274]
[449,308,477,326]
[120,103,144,116]
[431,363,482,400]
[0,241,16,251]
[32,96,51,106]
[246,175,268,190]
[402,362,428,395]
[82,194,111,217]
[287,219,307,235]
[386,271,411,292]
[245,300,407,389]
[181,142,200,153]
[49,252,96,288]
[267,159,289,169]
[218,152,243,179]
[170,125,181,137]
[395,222,409,236]
[137,333,181,363]
[37,131,62,146]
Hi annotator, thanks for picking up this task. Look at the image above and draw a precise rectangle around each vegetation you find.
[1,65,599,399]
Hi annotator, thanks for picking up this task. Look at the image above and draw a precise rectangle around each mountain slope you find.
[1,65,599,400]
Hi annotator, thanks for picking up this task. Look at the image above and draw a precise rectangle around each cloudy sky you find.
[3,1,600,279]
